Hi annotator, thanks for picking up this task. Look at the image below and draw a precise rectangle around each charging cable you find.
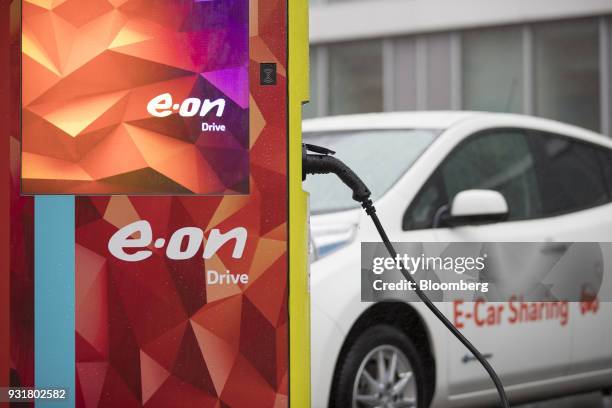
[302,144,510,408]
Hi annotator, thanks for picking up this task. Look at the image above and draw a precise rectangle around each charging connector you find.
[303,144,511,408]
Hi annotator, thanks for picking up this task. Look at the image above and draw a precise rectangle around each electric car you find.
[304,112,612,408]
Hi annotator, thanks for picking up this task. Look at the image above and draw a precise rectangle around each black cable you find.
[361,199,510,408]
[303,145,510,407]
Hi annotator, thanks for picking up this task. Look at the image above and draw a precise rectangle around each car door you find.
[402,128,572,396]
[527,131,612,377]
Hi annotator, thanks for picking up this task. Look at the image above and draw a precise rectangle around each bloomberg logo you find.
[108,220,247,262]
[147,93,226,118]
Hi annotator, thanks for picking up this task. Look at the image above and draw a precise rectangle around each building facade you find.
[306,0,612,136]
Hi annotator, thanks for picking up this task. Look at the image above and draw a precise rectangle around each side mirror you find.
[433,190,509,228]
[444,189,509,227]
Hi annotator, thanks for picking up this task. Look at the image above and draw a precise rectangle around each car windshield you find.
[303,129,440,213]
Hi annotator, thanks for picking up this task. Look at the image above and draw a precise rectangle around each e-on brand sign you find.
[147,93,230,133]
[108,220,247,262]
[147,93,226,118]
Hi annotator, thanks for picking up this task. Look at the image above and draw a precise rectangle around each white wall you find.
[310,0,612,44]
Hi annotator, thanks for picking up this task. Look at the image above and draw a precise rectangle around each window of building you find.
[462,27,524,113]
[534,19,601,131]
[328,40,383,115]
[303,47,320,119]
[392,37,418,111]
[423,33,454,110]
[532,132,608,216]
[311,17,609,134]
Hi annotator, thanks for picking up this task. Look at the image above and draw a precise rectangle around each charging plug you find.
[302,144,371,203]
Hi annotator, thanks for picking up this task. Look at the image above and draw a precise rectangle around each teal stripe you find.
[35,196,75,407]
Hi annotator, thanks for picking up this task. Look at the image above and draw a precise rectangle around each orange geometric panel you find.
[21,0,250,195]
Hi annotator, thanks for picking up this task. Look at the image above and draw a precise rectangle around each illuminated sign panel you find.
[21,0,249,195]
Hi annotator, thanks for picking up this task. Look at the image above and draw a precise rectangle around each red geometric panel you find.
[8,0,36,395]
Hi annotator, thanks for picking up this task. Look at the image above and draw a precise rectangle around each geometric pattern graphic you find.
[75,192,288,407]
[74,0,290,405]
[22,0,249,195]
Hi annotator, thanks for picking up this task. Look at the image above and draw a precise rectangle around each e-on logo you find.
[108,220,247,262]
[147,93,226,118]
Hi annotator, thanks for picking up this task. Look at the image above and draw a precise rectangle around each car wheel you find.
[332,324,430,408]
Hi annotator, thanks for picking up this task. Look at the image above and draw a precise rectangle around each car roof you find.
[302,111,612,150]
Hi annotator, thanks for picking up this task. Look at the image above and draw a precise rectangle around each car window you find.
[404,129,541,230]
[532,132,608,216]
[599,150,612,197]
[441,130,541,220]
[303,129,439,214]
[403,173,447,230]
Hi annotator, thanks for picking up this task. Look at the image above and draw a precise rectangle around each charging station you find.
[2,0,310,406]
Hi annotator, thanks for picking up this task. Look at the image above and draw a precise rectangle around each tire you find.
[331,324,431,408]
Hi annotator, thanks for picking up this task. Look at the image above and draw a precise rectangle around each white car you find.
[304,112,612,408]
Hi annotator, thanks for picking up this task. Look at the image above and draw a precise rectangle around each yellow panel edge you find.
[288,0,310,407]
